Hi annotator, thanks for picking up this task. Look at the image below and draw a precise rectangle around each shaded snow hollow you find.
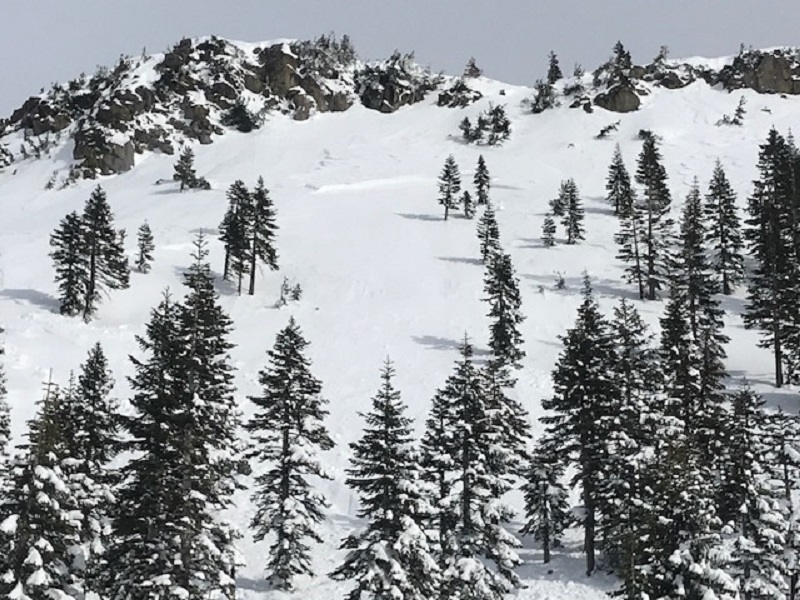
[1,65,799,599]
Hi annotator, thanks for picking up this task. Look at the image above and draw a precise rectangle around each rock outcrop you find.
[593,83,641,113]
[715,48,800,94]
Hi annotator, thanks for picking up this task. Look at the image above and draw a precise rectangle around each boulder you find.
[594,84,641,113]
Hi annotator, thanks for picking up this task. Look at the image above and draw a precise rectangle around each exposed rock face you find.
[437,79,483,107]
[594,83,641,113]
[1,34,360,176]
[716,49,800,94]
[357,51,440,113]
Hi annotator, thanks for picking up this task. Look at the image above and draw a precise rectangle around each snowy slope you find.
[1,61,799,599]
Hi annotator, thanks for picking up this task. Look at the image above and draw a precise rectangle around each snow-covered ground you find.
[1,71,798,599]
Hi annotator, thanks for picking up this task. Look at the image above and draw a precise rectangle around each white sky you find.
[2,1,799,115]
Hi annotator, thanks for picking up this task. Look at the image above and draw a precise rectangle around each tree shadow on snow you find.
[412,335,493,358]
[0,288,59,311]
[437,256,483,266]
[171,265,239,297]
[520,273,640,301]
[396,212,443,222]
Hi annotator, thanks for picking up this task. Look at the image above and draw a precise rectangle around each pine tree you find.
[521,442,571,564]
[474,155,490,205]
[542,215,557,247]
[219,179,252,288]
[705,160,744,295]
[549,182,567,218]
[720,384,789,600]
[547,51,563,84]
[246,318,334,589]
[477,201,501,262]
[541,275,616,576]
[173,147,210,191]
[0,384,82,600]
[743,128,797,388]
[430,339,522,600]
[50,211,87,316]
[615,195,645,299]
[463,190,475,219]
[483,250,525,367]
[635,136,673,300]
[606,144,634,216]
[561,178,585,244]
[438,155,462,221]
[486,104,511,146]
[246,176,279,296]
[81,186,130,320]
[331,360,439,600]
[135,221,154,274]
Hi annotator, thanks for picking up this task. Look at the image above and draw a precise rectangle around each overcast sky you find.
[2,1,800,115]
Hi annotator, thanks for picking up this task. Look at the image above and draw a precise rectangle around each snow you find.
[2,60,800,600]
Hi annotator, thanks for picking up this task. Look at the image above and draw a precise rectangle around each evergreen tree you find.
[81,186,130,320]
[542,215,557,247]
[549,182,567,218]
[521,442,571,564]
[615,195,645,299]
[474,155,490,205]
[219,179,251,288]
[477,201,501,262]
[720,384,789,600]
[462,190,475,220]
[173,147,210,191]
[705,160,744,295]
[429,339,522,600]
[606,144,634,217]
[438,155,462,221]
[485,104,511,146]
[50,211,87,317]
[531,80,556,114]
[246,176,279,296]
[246,318,334,589]
[547,51,563,84]
[483,250,525,367]
[635,136,673,300]
[0,384,81,600]
[560,178,585,244]
[541,275,616,576]
[743,128,798,387]
[135,221,154,274]
[331,360,439,600]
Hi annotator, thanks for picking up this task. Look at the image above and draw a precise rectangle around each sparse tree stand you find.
[438,155,461,220]
[173,146,210,192]
[135,221,154,273]
[246,318,334,590]
[247,177,279,295]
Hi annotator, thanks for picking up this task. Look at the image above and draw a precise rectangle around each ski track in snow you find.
[1,73,800,599]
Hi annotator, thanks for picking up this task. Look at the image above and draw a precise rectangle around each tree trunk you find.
[248,231,258,296]
[583,482,596,576]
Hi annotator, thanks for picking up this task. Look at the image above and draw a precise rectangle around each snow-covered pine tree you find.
[474,155,490,205]
[331,359,439,600]
[172,147,209,191]
[704,160,744,295]
[219,179,252,288]
[521,441,571,564]
[483,250,525,367]
[486,104,511,146]
[103,293,189,600]
[434,338,522,600]
[438,155,462,221]
[635,136,673,300]
[600,300,662,578]
[134,221,154,274]
[547,51,563,84]
[606,144,634,217]
[549,181,567,218]
[50,211,87,317]
[246,176,279,296]
[0,383,81,600]
[540,275,616,576]
[743,128,798,388]
[561,178,585,244]
[463,191,475,219]
[81,186,130,320]
[719,383,789,600]
[614,195,645,299]
[542,215,557,247]
[477,200,501,262]
[245,317,334,590]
